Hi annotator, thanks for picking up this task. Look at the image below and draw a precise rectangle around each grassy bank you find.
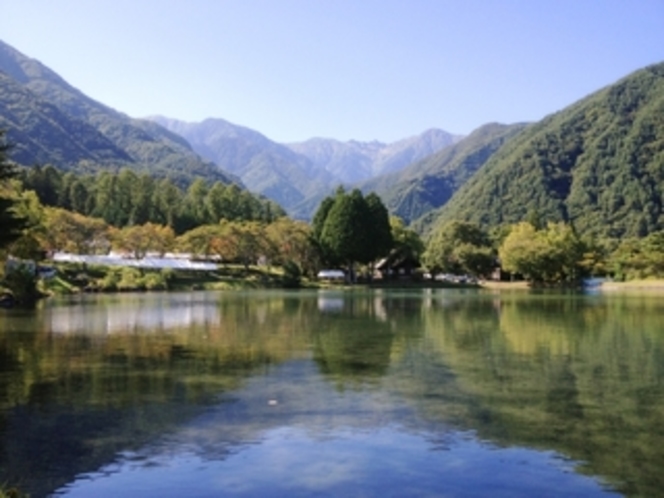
[38,262,301,295]
[35,263,489,296]
[600,279,664,291]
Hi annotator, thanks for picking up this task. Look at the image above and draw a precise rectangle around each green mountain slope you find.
[360,123,526,223]
[432,62,664,239]
[0,39,238,187]
[0,71,132,166]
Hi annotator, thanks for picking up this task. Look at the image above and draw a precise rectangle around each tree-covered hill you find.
[360,123,527,224]
[0,71,138,166]
[0,39,238,187]
[431,62,664,240]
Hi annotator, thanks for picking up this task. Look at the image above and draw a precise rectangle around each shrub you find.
[282,260,302,288]
[2,264,41,304]
[98,267,121,291]
[143,271,168,290]
[117,267,145,291]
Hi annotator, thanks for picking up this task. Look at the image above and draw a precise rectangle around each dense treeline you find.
[1,125,425,295]
[424,216,664,285]
[20,165,284,234]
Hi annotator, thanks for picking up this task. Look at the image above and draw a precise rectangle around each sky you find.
[1,0,663,143]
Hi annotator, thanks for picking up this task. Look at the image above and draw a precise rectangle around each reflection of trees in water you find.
[312,291,426,387]
[0,292,321,497]
[417,292,664,497]
[0,290,428,496]
[313,320,395,381]
[3,291,664,496]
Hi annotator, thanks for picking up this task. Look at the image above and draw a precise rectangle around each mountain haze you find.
[149,116,461,218]
[432,62,664,240]
[286,129,461,184]
[147,116,337,210]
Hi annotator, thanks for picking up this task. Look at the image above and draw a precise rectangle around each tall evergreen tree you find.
[0,131,27,251]
[314,188,393,278]
[365,192,394,262]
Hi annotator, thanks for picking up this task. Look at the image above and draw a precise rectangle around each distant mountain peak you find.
[286,128,460,184]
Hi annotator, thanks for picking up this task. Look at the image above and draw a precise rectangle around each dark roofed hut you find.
[375,249,420,279]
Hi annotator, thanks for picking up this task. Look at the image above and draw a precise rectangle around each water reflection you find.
[56,360,617,498]
[46,293,222,334]
[0,290,663,496]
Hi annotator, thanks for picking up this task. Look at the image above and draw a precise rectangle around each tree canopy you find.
[498,221,595,284]
[313,188,393,275]
[20,166,284,234]
[423,221,494,278]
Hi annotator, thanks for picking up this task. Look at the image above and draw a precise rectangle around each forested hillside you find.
[360,123,527,224]
[432,62,664,240]
[0,40,238,187]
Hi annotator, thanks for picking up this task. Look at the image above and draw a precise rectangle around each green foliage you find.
[498,222,590,284]
[313,189,393,273]
[21,166,284,234]
[433,63,664,240]
[98,267,122,291]
[281,260,302,288]
[0,131,27,250]
[93,267,171,292]
[2,262,41,304]
[390,216,425,262]
[423,221,493,277]
[117,267,144,291]
[609,231,664,280]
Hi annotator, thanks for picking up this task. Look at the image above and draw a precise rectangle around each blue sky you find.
[2,0,663,143]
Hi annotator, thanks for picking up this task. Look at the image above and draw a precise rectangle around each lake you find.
[1,288,663,497]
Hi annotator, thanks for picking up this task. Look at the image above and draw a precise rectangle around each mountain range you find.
[2,37,664,241]
[147,116,460,216]
[0,37,463,219]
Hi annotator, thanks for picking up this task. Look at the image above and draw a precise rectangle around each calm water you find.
[1,288,663,497]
